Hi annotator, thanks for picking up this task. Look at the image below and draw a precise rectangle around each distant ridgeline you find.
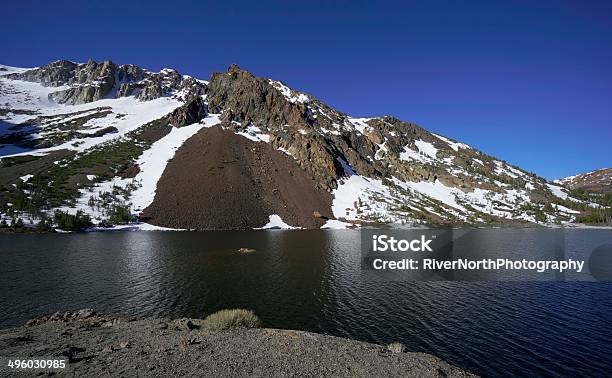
[0,60,610,231]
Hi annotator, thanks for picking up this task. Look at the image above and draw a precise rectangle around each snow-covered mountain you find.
[555,168,612,194]
[0,60,603,230]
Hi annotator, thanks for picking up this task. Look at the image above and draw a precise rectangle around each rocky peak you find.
[116,64,146,83]
[49,60,117,105]
[206,65,390,190]
[70,60,116,85]
[4,60,78,86]
[4,59,207,105]
[227,63,243,73]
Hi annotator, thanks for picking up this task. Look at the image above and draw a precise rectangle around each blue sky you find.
[2,0,611,179]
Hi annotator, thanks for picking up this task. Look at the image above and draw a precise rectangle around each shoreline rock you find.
[0,311,476,377]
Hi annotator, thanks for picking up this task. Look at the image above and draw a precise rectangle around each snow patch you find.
[236,124,270,143]
[0,93,184,159]
[268,80,309,104]
[277,147,292,156]
[414,140,438,159]
[400,180,466,212]
[321,219,355,229]
[433,133,471,151]
[347,118,374,135]
[399,146,433,163]
[88,222,185,232]
[546,183,569,200]
[255,214,298,229]
[332,175,391,220]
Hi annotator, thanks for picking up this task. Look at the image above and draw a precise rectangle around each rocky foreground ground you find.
[0,311,475,377]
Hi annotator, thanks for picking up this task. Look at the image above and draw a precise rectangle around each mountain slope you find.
[0,60,602,230]
[140,127,333,230]
[556,168,612,194]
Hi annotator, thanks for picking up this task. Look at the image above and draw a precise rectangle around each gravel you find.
[0,312,476,377]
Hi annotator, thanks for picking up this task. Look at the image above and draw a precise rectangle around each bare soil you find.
[142,127,333,229]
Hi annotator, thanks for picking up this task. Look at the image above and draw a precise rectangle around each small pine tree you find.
[534,208,546,223]
[53,210,93,231]
[543,202,554,214]
[14,218,25,229]
[36,216,53,232]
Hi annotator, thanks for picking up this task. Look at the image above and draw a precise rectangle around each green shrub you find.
[576,208,612,224]
[534,208,546,223]
[53,210,93,231]
[202,309,261,331]
[36,216,53,232]
[108,205,132,225]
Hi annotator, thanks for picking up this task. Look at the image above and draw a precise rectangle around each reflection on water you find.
[1,229,611,376]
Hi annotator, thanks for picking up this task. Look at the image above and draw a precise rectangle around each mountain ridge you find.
[556,168,612,194]
[0,59,608,230]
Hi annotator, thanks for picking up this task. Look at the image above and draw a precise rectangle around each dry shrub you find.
[387,342,406,353]
[202,309,261,331]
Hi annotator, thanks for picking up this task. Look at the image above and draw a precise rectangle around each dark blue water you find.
[0,229,611,376]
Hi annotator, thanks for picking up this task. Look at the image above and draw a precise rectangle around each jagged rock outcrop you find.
[4,59,207,105]
[207,64,354,190]
[4,60,78,86]
[177,76,207,101]
[50,60,117,104]
[168,96,208,127]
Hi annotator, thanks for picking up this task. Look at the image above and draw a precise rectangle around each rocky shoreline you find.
[0,311,476,377]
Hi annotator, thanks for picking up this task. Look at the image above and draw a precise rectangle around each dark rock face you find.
[176,76,207,101]
[50,60,117,104]
[135,83,163,101]
[116,64,146,83]
[206,65,345,190]
[70,59,116,86]
[168,96,208,127]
